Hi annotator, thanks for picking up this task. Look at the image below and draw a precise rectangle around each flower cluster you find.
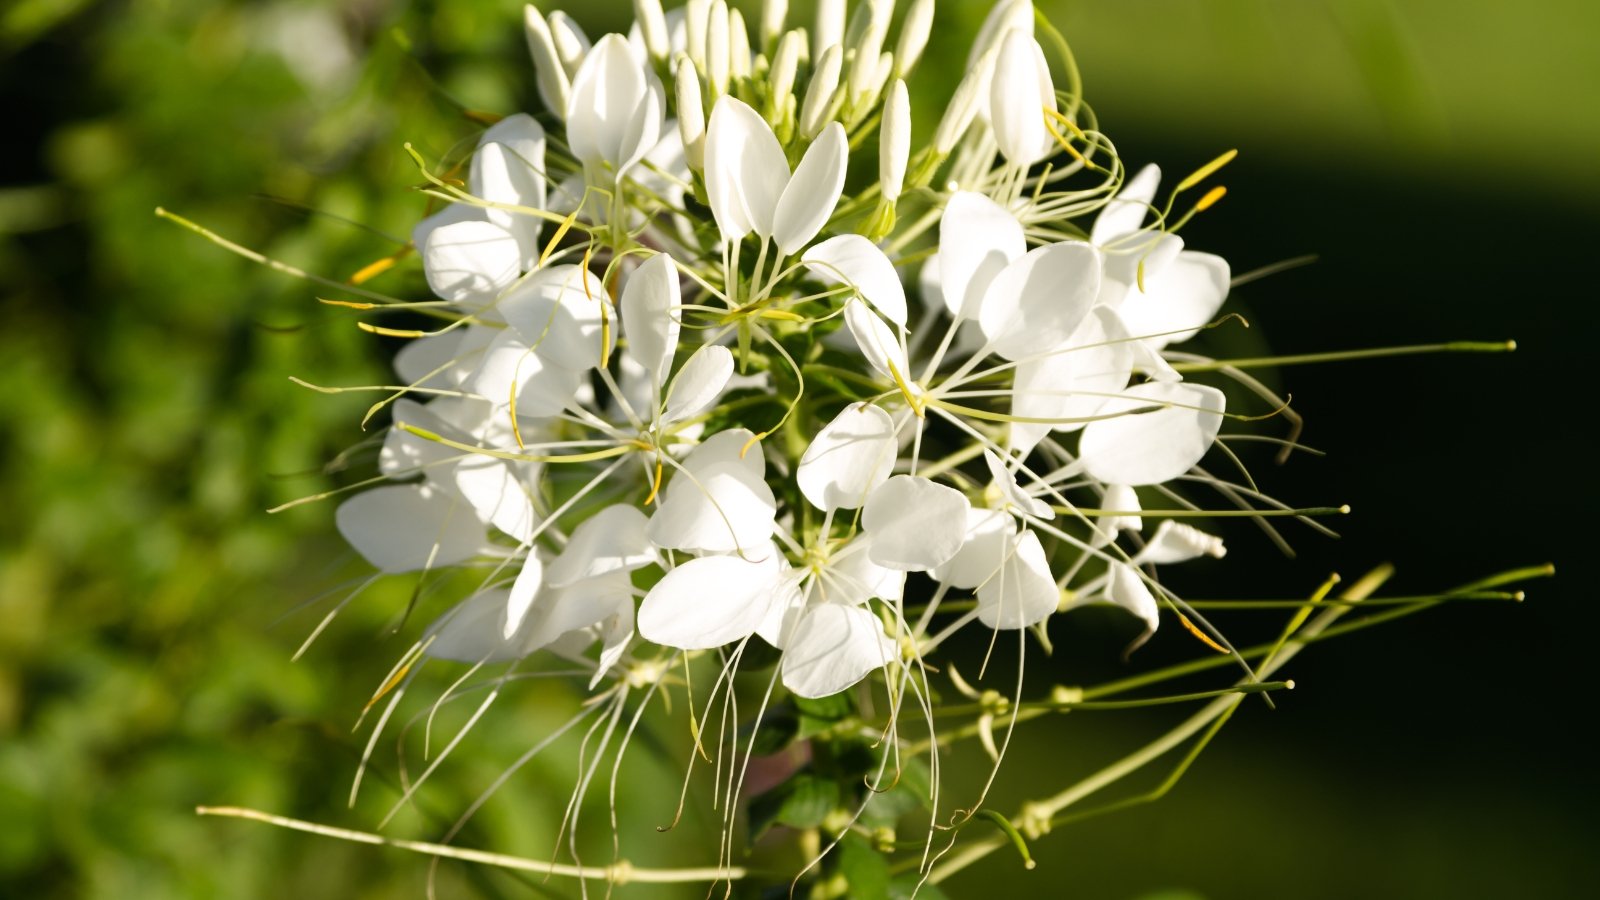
[296,0,1395,888]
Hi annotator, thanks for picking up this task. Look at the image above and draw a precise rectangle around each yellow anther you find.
[1177,611,1229,654]
[643,457,664,506]
[1136,258,1147,294]
[1176,148,1238,193]
[348,252,404,286]
[356,322,426,338]
[739,430,768,459]
[319,298,377,310]
[509,379,526,449]
[1195,185,1227,212]
[884,358,924,418]
[538,205,580,269]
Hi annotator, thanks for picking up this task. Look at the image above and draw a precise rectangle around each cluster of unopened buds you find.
[170,0,1533,892]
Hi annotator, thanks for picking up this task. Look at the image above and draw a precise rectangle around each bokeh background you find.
[3,1,1595,897]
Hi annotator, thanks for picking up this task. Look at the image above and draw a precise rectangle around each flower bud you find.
[895,0,934,75]
[799,44,843,139]
[547,11,590,77]
[768,30,804,116]
[523,5,571,119]
[846,25,885,106]
[634,0,670,61]
[675,56,707,170]
[879,79,910,201]
[729,7,752,80]
[933,48,993,154]
[967,0,1033,71]
[760,0,788,49]
[813,0,845,59]
[686,0,710,71]
[991,29,1056,167]
[707,0,730,99]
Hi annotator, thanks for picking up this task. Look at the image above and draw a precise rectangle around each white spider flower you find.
[1093,164,1233,349]
[704,96,847,254]
[566,33,665,177]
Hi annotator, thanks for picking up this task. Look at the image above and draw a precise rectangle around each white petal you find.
[646,428,776,553]
[862,475,971,571]
[1117,251,1230,349]
[523,571,636,652]
[638,554,782,649]
[503,553,544,638]
[1010,305,1136,453]
[1102,231,1184,297]
[843,299,909,384]
[1104,562,1160,634]
[755,562,808,648]
[425,589,525,663]
[466,329,583,419]
[416,213,522,305]
[380,399,461,479]
[620,253,681,383]
[828,539,906,604]
[772,123,848,256]
[797,403,898,512]
[979,241,1103,361]
[802,234,907,327]
[937,191,1024,320]
[982,450,1054,520]
[591,595,635,687]
[1077,381,1225,486]
[565,33,663,172]
[1132,520,1226,565]
[336,485,484,573]
[931,508,1016,590]
[704,96,788,242]
[453,456,540,543]
[546,504,657,587]
[1090,483,1142,548]
[780,604,897,699]
[1091,163,1163,246]
[989,30,1055,167]
[664,344,734,423]
[497,264,615,371]
[394,331,467,390]
[976,529,1057,629]
[470,113,547,264]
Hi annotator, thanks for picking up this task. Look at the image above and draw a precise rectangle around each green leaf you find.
[837,833,892,899]
[795,690,856,739]
[747,772,839,840]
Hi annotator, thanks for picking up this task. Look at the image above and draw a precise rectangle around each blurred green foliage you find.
[2,1,1593,898]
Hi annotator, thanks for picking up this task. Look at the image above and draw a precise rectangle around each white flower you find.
[335,484,488,574]
[566,33,665,176]
[1075,380,1226,486]
[990,29,1057,167]
[1093,164,1232,348]
[704,96,847,253]
[646,428,777,555]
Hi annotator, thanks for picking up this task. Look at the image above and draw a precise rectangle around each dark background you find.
[2,1,1594,897]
